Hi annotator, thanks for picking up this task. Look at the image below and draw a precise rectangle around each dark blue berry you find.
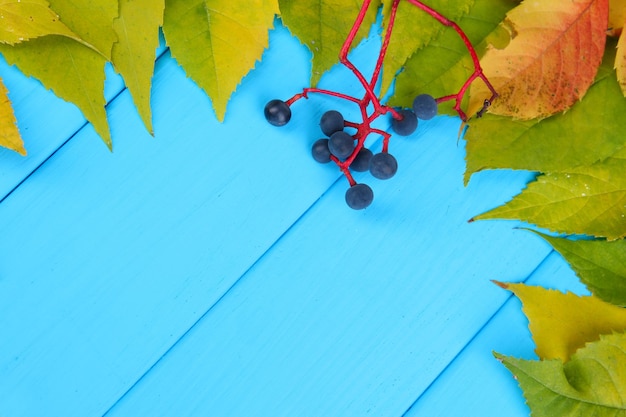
[412,94,438,120]
[391,109,417,136]
[312,139,331,163]
[350,147,373,172]
[264,99,291,126]
[369,152,397,180]
[320,110,344,136]
[345,183,374,210]
[328,131,355,160]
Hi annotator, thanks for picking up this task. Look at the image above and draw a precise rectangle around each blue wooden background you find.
[0,21,587,417]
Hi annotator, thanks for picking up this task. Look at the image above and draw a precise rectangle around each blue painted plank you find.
[0,25,393,417]
[403,250,589,416]
[102,130,551,415]
[0,39,170,202]
[0,22,553,417]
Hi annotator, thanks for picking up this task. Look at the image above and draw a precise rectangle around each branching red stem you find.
[283,0,497,187]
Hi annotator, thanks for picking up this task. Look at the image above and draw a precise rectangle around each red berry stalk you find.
[264,0,498,209]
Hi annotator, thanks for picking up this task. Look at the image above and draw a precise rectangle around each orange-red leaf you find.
[470,0,609,119]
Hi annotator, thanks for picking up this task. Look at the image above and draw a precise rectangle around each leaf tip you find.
[492,280,510,290]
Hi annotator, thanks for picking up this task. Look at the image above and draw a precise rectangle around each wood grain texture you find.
[404,251,588,417]
[0,58,124,201]
[0,23,554,417]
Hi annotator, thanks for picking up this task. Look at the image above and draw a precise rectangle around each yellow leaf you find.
[470,0,609,119]
[608,0,626,35]
[48,0,118,58]
[0,0,79,45]
[112,0,164,134]
[163,0,279,122]
[616,24,626,95]
[0,36,111,149]
[0,77,26,155]
[279,0,379,87]
[496,281,626,361]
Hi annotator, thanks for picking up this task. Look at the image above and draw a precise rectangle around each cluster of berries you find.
[262,0,497,210]
[264,93,439,209]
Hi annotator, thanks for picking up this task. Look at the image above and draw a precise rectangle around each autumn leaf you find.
[0,76,25,155]
[530,232,626,306]
[472,146,626,240]
[378,0,473,98]
[496,281,626,361]
[279,0,378,87]
[48,0,118,58]
[464,41,626,183]
[469,0,608,119]
[163,0,279,122]
[0,0,79,45]
[495,333,626,417]
[609,0,626,35]
[388,0,514,115]
[112,0,165,135]
[616,24,626,95]
[0,37,111,148]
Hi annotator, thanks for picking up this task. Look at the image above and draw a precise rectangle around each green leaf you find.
[112,0,164,134]
[0,36,111,148]
[0,76,25,155]
[388,0,513,114]
[0,0,79,45]
[496,281,626,361]
[278,0,379,87]
[48,0,118,58]
[472,147,626,240]
[496,332,626,417]
[464,41,626,184]
[379,0,474,98]
[163,0,279,121]
[531,231,626,306]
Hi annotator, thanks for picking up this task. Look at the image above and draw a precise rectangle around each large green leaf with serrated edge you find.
[530,231,626,306]
[379,0,474,98]
[464,40,626,184]
[279,0,379,87]
[0,0,79,45]
[495,332,626,417]
[48,0,118,58]
[0,76,25,155]
[163,0,279,122]
[472,146,626,240]
[0,36,111,148]
[388,0,513,115]
[112,0,164,135]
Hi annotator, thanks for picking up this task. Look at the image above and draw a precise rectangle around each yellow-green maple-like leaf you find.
[112,0,164,134]
[469,0,608,119]
[163,0,279,122]
[48,0,118,58]
[495,333,626,417]
[387,0,513,115]
[496,282,626,361]
[379,0,473,98]
[0,36,111,148]
[531,232,626,307]
[0,76,25,155]
[279,0,378,87]
[473,147,626,240]
[464,41,626,183]
[0,0,79,45]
